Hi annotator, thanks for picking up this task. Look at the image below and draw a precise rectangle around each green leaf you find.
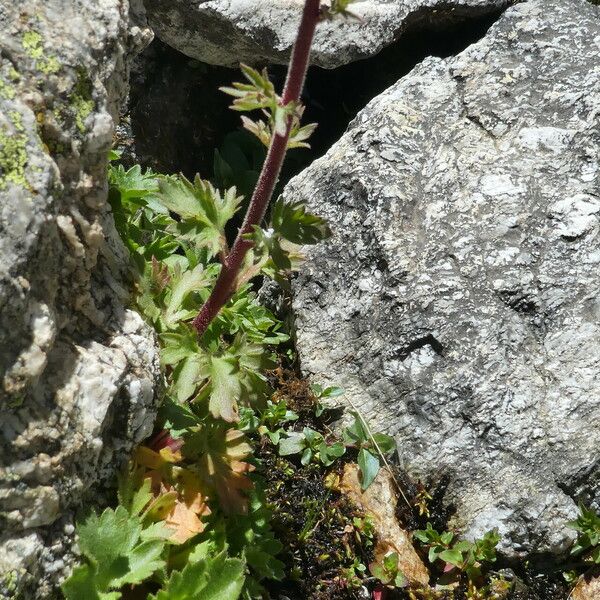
[383,552,399,572]
[394,571,407,588]
[248,225,292,273]
[140,521,173,541]
[160,396,201,437]
[325,0,360,18]
[357,448,380,491]
[246,543,285,580]
[77,506,142,588]
[371,432,396,454]
[160,328,201,365]
[301,447,313,466]
[154,174,241,257]
[278,431,307,456]
[65,506,167,596]
[288,121,317,149]
[319,441,346,466]
[118,470,152,517]
[303,427,323,447]
[440,531,454,545]
[164,263,212,327]
[439,548,464,567]
[201,355,242,422]
[61,565,104,600]
[271,198,331,245]
[453,540,472,553]
[413,523,437,544]
[221,64,277,113]
[109,164,158,202]
[172,355,204,403]
[428,546,443,564]
[320,386,344,399]
[111,540,165,588]
[343,414,369,446]
[150,551,245,600]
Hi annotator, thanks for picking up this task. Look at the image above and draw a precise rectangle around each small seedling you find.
[369,552,407,588]
[342,411,396,490]
[279,426,346,466]
[413,524,500,584]
[567,504,600,564]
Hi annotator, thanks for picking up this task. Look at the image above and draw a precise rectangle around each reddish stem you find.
[193,0,321,336]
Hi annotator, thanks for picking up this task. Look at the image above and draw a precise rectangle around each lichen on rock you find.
[0,0,155,597]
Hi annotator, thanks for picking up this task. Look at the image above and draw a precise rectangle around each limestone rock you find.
[340,463,429,586]
[572,570,600,600]
[143,0,512,69]
[0,1,156,597]
[286,0,600,556]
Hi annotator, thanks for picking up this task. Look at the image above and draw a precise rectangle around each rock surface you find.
[0,1,157,597]
[572,570,600,600]
[286,0,600,556]
[340,463,429,586]
[143,0,512,69]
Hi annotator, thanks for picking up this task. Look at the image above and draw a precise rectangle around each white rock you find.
[286,0,600,556]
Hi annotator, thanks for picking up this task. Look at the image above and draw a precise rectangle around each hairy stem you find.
[193,0,321,336]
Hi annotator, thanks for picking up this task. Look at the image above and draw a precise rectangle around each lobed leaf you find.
[270,198,331,245]
[149,551,245,600]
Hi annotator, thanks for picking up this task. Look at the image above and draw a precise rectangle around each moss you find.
[0,111,29,190]
[6,393,25,410]
[71,69,94,133]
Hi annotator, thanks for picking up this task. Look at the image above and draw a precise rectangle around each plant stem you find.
[193,0,321,336]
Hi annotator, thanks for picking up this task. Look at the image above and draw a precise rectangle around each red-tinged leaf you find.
[373,584,386,600]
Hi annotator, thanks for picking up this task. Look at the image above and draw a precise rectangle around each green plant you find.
[279,426,346,466]
[239,398,299,444]
[63,2,364,598]
[563,504,600,583]
[192,0,332,336]
[342,411,396,490]
[276,409,396,488]
[413,524,500,585]
[369,552,407,588]
[568,504,600,563]
[149,548,245,600]
[341,557,368,588]
[310,382,344,416]
[61,504,171,600]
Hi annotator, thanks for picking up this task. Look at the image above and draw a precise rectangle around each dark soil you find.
[261,451,370,600]
[258,369,371,599]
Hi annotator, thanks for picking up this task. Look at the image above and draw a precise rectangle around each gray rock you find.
[286,0,600,556]
[0,1,157,597]
[144,0,512,69]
